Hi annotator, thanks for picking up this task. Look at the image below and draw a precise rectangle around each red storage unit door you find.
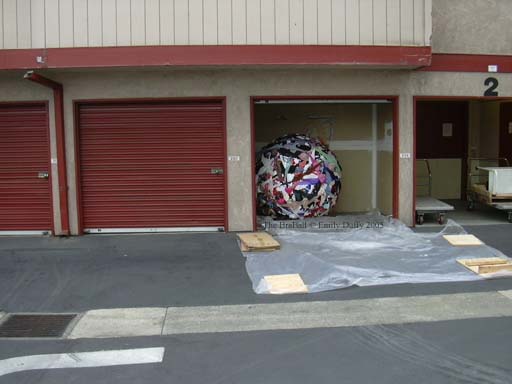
[0,103,52,232]
[77,100,227,231]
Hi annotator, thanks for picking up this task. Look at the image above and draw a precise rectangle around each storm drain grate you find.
[0,314,77,338]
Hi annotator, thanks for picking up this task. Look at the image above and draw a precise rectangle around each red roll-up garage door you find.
[0,103,53,233]
[77,100,227,232]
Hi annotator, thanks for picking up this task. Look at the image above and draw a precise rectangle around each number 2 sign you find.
[484,77,499,97]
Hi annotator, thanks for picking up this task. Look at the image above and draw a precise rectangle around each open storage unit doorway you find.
[414,98,512,225]
[251,97,399,228]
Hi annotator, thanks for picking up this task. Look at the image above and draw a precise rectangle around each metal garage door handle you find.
[38,171,49,179]
[210,168,224,175]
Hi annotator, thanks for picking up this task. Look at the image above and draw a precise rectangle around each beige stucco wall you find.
[432,0,512,54]
[1,68,512,234]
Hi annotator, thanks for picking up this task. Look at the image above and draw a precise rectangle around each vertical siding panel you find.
[400,0,414,45]
[3,0,17,48]
[174,0,189,44]
[0,0,3,49]
[246,0,261,44]
[359,0,372,45]
[232,0,246,44]
[116,0,131,46]
[303,0,317,44]
[159,0,174,44]
[73,0,88,46]
[59,0,74,47]
[145,0,160,44]
[275,0,289,44]
[102,0,117,46]
[373,0,387,45]
[424,0,431,45]
[45,0,60,47]
[413,0,424,45]
[203,0,218,44]
[188,0,203,44]
[317,0,331,44]
[345,0,359,44]
[331,0,345,44]
[386,0,400,45]
[87,0,103,46]
[260,0,275,44]
[289,0,303,44]
[217,0,231,44]
[131,0,145,45]
[17,0,32,48]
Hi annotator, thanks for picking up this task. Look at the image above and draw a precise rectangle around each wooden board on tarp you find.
[443,234,484,246]
[263,274,309,294]
[237,232,280,251]
[458,258,512,275]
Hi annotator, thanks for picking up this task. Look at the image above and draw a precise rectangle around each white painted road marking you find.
[0,347,165,377]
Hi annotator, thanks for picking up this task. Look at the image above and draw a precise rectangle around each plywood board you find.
[264,274,309,294]
[237,232,280,251]
[443,234,484,246]
[458,258,512,275]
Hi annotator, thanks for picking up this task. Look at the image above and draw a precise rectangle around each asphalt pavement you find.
[0,223,511,383]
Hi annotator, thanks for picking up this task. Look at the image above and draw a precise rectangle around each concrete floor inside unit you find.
[416,198,511,226]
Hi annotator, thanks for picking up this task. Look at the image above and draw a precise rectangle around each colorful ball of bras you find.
[256,133,342,219]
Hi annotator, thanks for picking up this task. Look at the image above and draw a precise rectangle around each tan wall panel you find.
[160,0,175,45]
[372,0,386,45]
[146,0,161,45]
[480,102,500,158]
[3,0,17,48]
[400,0,414,45]
[345,0,359,44]
[260,0,275,44]
[289,0,304,45]
[218,0,232,44]
[416,159,461,200]
[334,151,372,213]
[73,0,89,47]
[275,0,290,44]
[1,0,432,48]
[386,0,400,44]
[247,0,262,44]
[331,0,346,44]
[174,0,189,44]
[303,0,318,45]
[117,0,132,46]
[87,0,103,47]
[131,0,146,45]
[189,0,203,44]
[377,104,394,215]
[102,0,118,47]
[59,0,74,47]
[17,0,31,48]
[359,0,373,45]
[203,0,218,45]
[232,0,247,44]
[317,0,331,44]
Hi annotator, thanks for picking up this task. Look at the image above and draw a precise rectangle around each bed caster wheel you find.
[438,214,446,225]
[467,201,475,211]
[416,213,424,225]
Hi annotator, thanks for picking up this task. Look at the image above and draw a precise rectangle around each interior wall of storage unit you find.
[254,102,394,215]
[416,100,508,200]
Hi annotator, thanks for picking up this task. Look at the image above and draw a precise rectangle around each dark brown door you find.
[500,102,512,165]
[0,103,52,232]
[77,100,227,232]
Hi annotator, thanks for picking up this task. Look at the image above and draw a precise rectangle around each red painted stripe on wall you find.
[421,53,512,73]
[0,45,431,70]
